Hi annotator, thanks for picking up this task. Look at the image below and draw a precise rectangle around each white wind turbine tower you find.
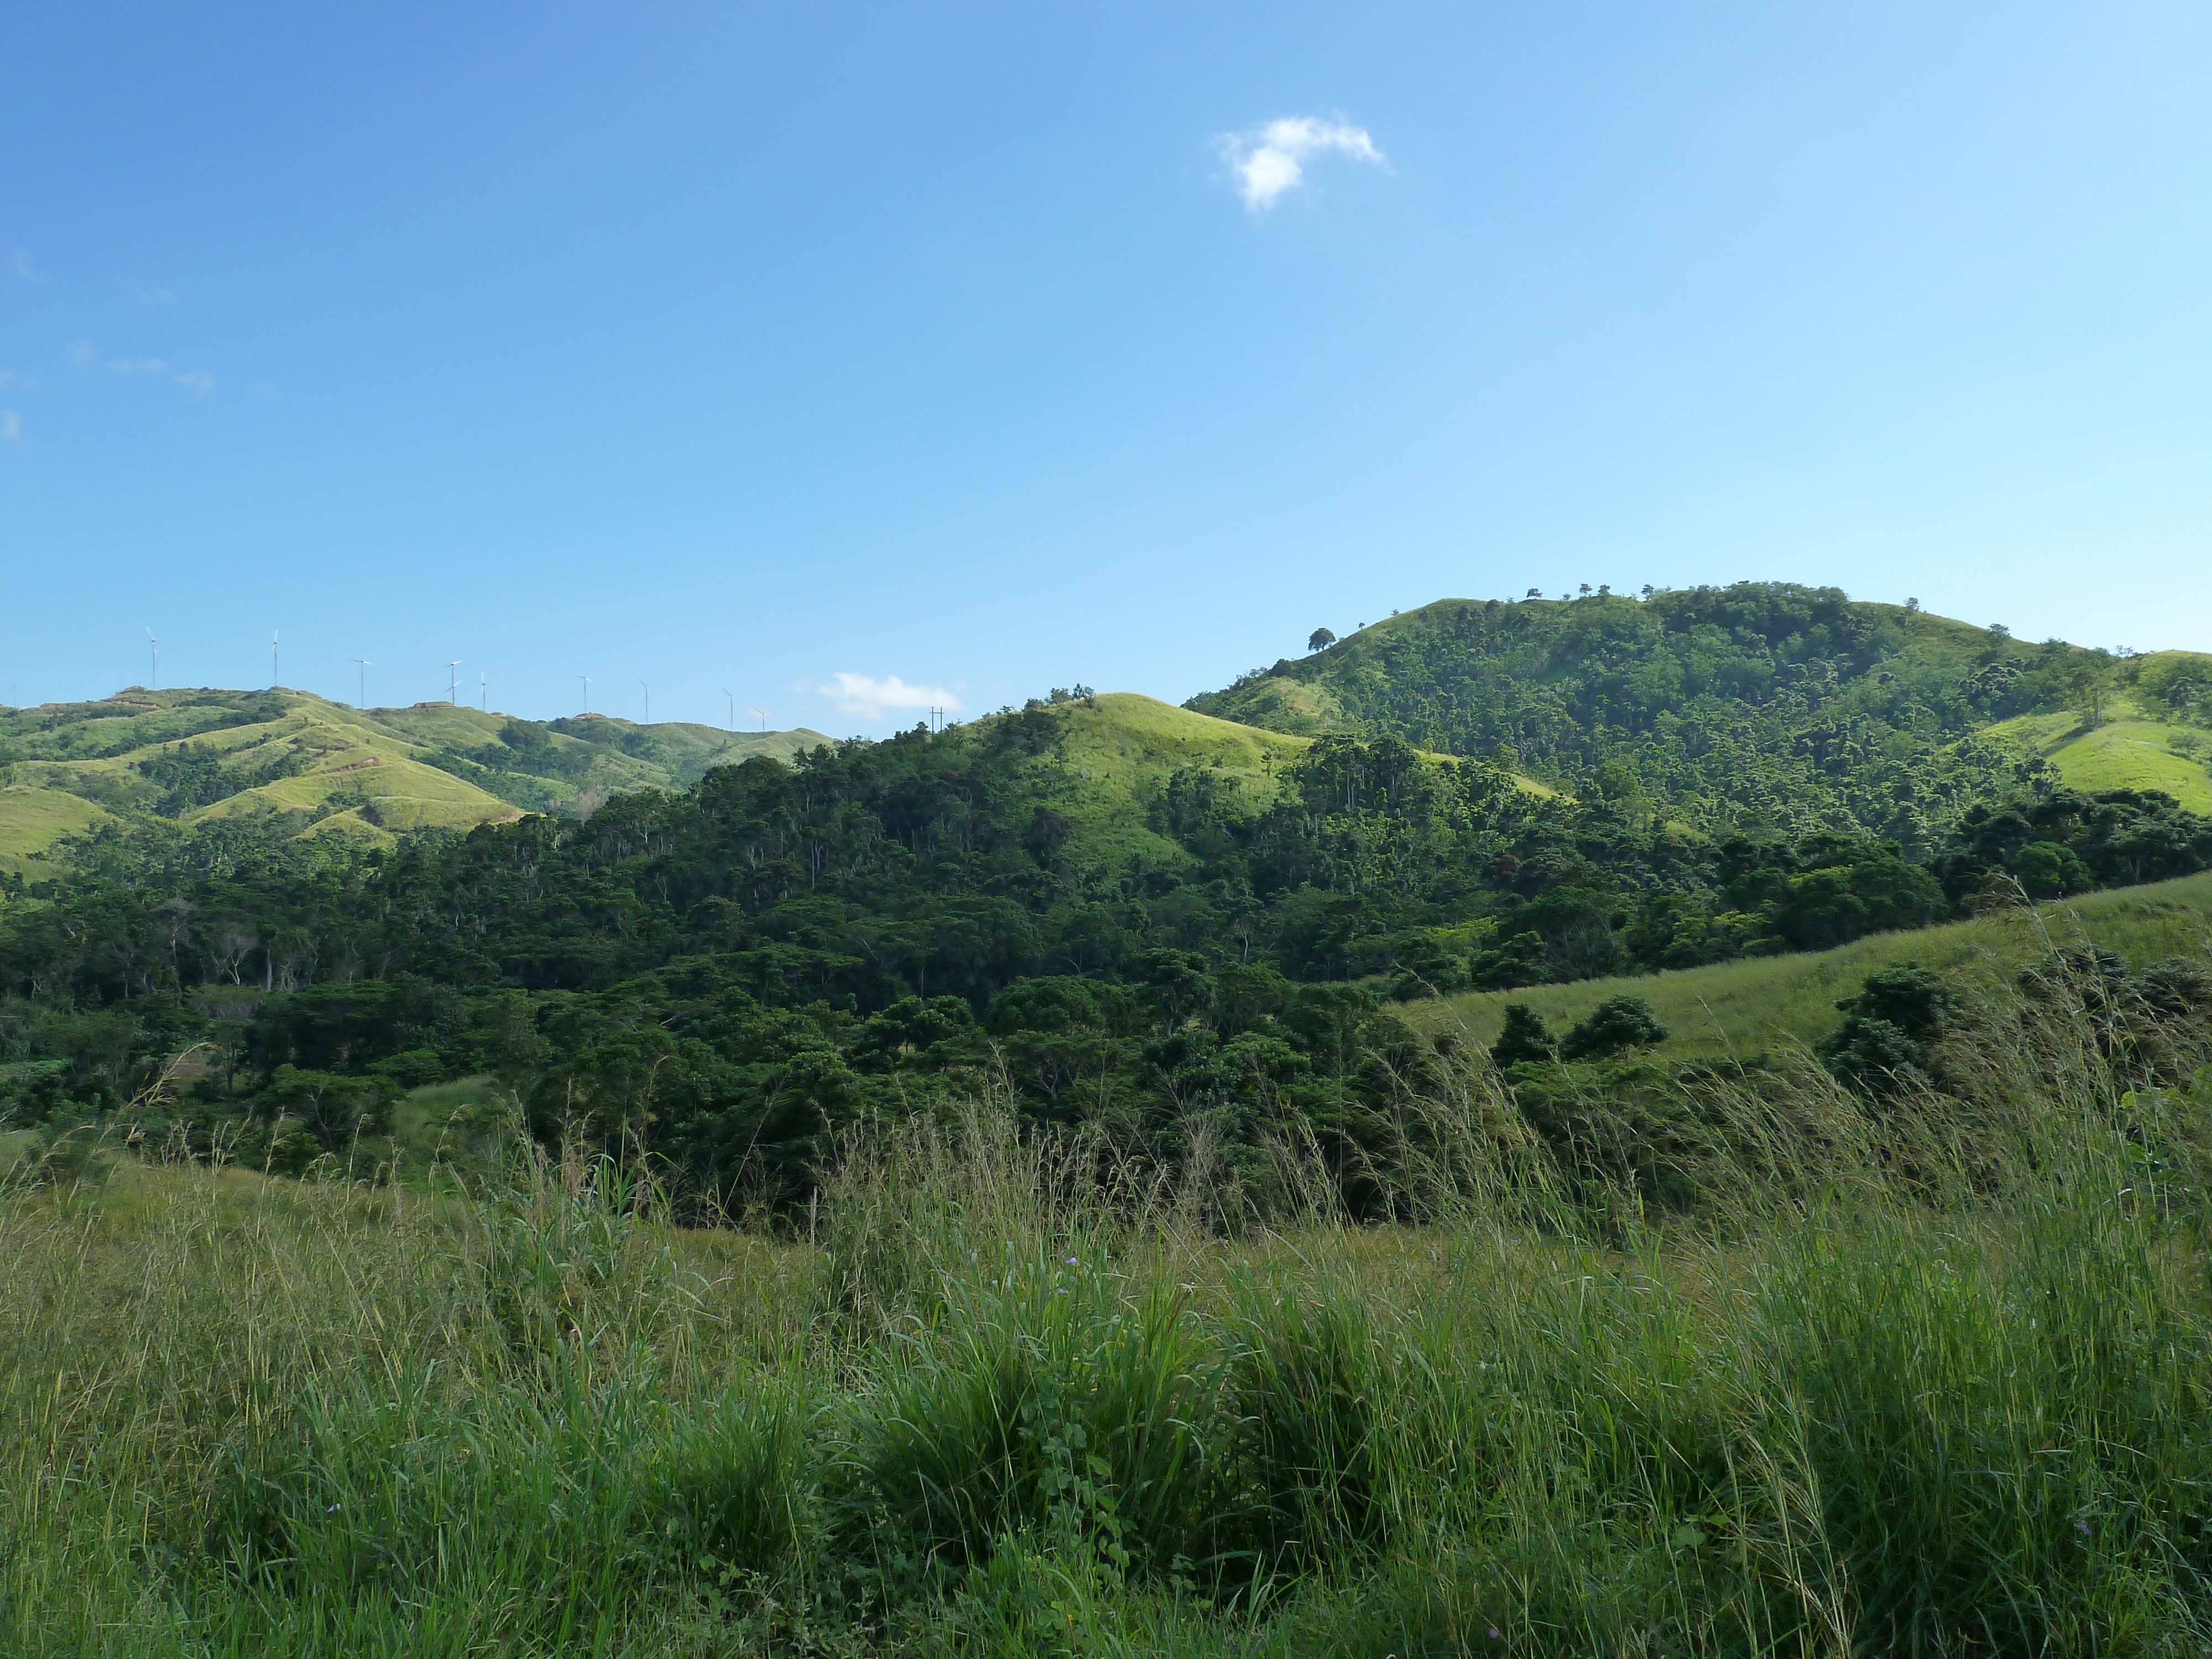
[578,674,591,713]
[639,679,650,723]
[722,688,735,733]
[271,630,280,688]
[352,658,371,707]
[447,661,462,705]
[479,671,487,711]
[750,705,768,734]
[147,628,158,690]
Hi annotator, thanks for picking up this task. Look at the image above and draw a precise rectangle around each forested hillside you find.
[1190,583,2149,841]
[7,613,2212,1207]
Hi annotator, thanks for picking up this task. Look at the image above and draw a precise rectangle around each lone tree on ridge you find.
[1308,627,1337,653]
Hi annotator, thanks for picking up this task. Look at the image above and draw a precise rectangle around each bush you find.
[1820,959,1958,1097]
[1489,1003,1555,1067]
[1556,997,1667,1060]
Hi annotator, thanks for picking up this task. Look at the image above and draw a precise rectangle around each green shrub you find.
[1555,997,1667,1060]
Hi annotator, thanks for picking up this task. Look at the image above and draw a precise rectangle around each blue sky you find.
[4,2,2209,732]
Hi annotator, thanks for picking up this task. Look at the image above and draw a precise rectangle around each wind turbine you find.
[447,661,461,705]
[271,629,280,688]
[352,658,371,707]
[750,705,769,734]
[479,671,487,712]
[578,674,591,714]
[639,679,649,723]
[147,628,158,690]
[722,688,735,733]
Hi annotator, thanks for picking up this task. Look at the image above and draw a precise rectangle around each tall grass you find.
[5,952,2212,1655]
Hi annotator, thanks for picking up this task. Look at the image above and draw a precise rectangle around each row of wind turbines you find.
[142,628,773,733]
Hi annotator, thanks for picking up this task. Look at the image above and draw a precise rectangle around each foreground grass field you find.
[7,950,2212,1657]
[1413,870,2212,1058]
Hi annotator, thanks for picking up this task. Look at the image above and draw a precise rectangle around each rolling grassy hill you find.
[1406,870,2212,1061]
[0,687,830,876]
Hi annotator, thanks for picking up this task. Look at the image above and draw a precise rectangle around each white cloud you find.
[1216,115,1386,211]
[1,410,19,441]
[127,281,180,307]
[65,340,213,392]
[0,370,31,392]
[12,248,44,283]
[816,672,964,724]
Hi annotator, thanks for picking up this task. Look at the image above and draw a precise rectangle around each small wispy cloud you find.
[1216,115,1386,212]
[126,280,180,307]
[65,339,213,392]
[0,370,32,392]
[12,248,44,283]
[813,672,963,724]
[1,410,20,441]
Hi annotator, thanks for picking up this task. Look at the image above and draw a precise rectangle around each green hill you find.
[0,688,830,875]
[1188,585,2208,841]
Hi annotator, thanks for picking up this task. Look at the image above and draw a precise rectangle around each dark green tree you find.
[1490,1003,1556,1067]
[1557,997,1667,1060]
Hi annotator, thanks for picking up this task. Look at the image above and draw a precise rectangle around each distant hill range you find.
[1188,585,2212,834]
[4,585,2208,881]
[0,688,828,875]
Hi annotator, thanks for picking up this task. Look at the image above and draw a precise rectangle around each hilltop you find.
[1191,585,2212,842]
[0,687,828,875]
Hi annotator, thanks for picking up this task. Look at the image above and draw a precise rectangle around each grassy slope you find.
[0,688,833,868]
[1981,693,2212,813]
[1024,693,1552,865]
[1036,693,1312,864]
[0,786,117,879]
[1407,870,2212,1060]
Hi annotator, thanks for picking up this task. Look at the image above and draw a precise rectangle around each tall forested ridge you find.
[6,582,2211,1206]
